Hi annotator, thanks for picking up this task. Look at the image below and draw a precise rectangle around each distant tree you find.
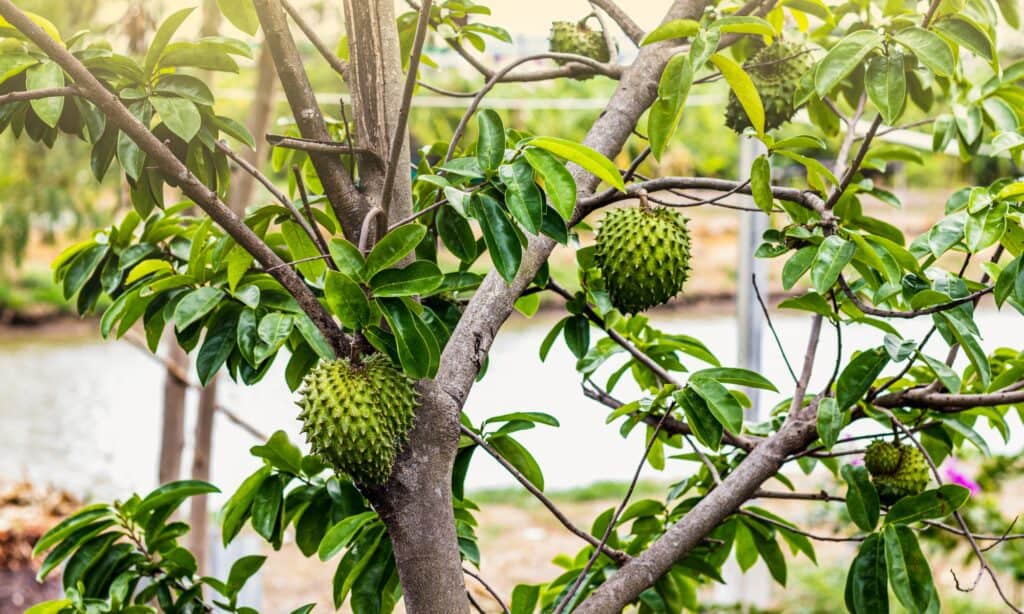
[5,0,1024,612]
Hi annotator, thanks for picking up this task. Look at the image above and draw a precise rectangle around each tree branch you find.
[0,0,348,358]
[281,0,348,77]
[460,425,630,565]
[874,381,1024,410]
[253,0,366,239]
[589,0,644,44]
[0,85,78,104]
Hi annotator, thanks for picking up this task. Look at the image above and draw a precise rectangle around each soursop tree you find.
[5,0,1024,612]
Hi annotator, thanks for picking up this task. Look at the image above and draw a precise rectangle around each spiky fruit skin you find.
[595,206,692,314]
[866,442,930,504]
[725,41,813,133]
[297,355,417,485]
[549,21,611,80]
[864,441,901,476]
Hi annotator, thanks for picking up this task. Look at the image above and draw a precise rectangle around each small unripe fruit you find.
[297,355,417,484]
[549,20,612,80]
[595,205,692,314]
[725,41,813,133]
[865,441,930,504]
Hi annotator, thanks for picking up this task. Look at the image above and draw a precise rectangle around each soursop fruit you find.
[595,205,692,314]
[549,20,612,71]
[725,40,813,133]
[297,355,417,484]
[865,442,930,504]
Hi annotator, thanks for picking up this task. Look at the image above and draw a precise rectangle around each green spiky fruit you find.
[866,442,930,504]
[595,205,692,314]
[549,20,611,79]
[297,355,417,484]
[864,441,901,476]
[725,41,813,133]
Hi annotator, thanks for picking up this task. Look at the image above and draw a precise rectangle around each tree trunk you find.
[226,40,276,218]
[158,340,188,484]
[188,377,218,574]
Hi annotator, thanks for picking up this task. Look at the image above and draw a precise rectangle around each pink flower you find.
[943,462,981,495]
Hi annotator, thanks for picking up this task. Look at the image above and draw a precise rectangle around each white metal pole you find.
[737,137,769,423]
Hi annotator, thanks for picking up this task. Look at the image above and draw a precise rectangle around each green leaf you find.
[782,246,817,290]
[328,238,366,279]
[25,601,72,614]
[844,534,888,614]
[511,584,541,614]
[280,221,326,281]
[750,155,774,214]
[499,159,544,233]
[26,60,64,127]
[523,147,576,221]
[475,192,523,283]
[155,74,215,106]
[222,465,271,545]
[648,53,694,160]
[249,430,303,474]
[365,224,426,277]
[62,243,108,299]
[885,485,970,525]
[811,235,856,293]
[815,30,884,97]
[933,15,994,62]
[689,367,777,391]
[144,7,196,75]
[251,474,284,542]
[841,464,880,532]
[675,388,723,451]
[196,307,238,385]
[436,205,477,261]
[883,525,937,613]
[217,0,260,35]
[377,297,433,378]
[920,354,961,394]
[137,480,219,516]
[836,347,889,411]
[318,511,378,560]
[892,27,954,77]
[816,397,842,450]
[539,317,567,361]
[256,312,294,362]
[563,315,590,359]
[0,54,39,87]
[150,95,201,142]
[710,52,764,135]
[937,312,990,388]
[33,504,112,557]
[476,109,505,171]
[333,526,386,608]
[489,435,545,491]
[687,375,743,434]
[226,555,266,596]
[641,19,700,45]
[369,260,443,297]
[173,287,223,331]
[865,51,906,125]
[526,136,624,192]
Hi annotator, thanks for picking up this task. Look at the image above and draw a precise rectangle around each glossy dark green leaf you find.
[151,95,201,142]
[369,260,443,297]
[222,465,272,545]
[844,534,888,614]
[836,347,888,411]
[318,511,378,561]
[476,193,522,283]
[196,306,238,385]
[32,504,112,557]
[674,388,723,451]
[226,555,266,597]
[350,539,394,613]
[885,485,969,525]
[325,270,371,331]
[499,159,544,233]
[251,474,285,542]
[883,525,937,613]
[539,317,567,361]
[510,584,541,614]
[476,109,505,171]
[377,297,432,378]
[687,375,743,434]
[489,435,544,491]
[364,224,426,277]
[933,15,994,62]
[154,74,215,105]
[137,480,219,516]
[436,205,477,261]
[563,315,590,359]
[865,51,906,125]
[333,526,386,608]
[250,430,303,475]
[173,287,223,331]
[782,246,816,290]
[281,220,327,280]
[690,367,777,391]
[841,464,879,532]
[523,147,576,221]
[295,493,331,557]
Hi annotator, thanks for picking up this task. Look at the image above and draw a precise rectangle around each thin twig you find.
[292,164,333,262]
[216,140,327,258]
[752,275,797,383]
[359,207,385,254]
[0,85,78,104]
[281,0,348,77]
[462,567,510,614]
[267,134,384,164]
[460,425,630,565]
[838,276,993,319]
[738,510,865,542]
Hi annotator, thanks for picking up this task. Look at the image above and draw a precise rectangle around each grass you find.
[0,269,69,314]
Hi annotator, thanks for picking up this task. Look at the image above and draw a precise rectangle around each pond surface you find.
[2,306,1022,504]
